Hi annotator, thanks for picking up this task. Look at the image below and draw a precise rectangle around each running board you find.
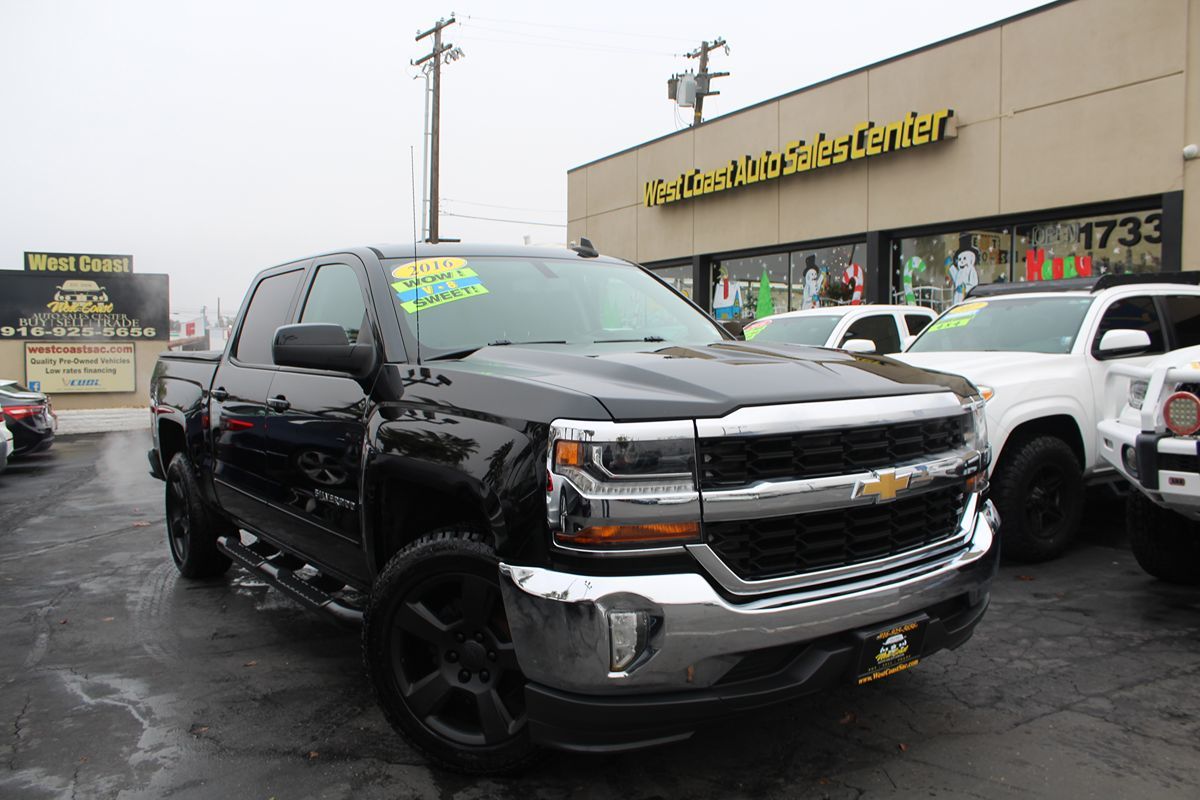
[217,535,363,627]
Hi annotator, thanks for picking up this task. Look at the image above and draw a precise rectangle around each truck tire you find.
[363,528,539,774]
[1126,492,1200,585]
[164,453,233,579]
[992,435,1084,563]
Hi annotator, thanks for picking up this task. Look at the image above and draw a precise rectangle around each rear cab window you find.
[1164,294,1200,348]
[234,270,304,365]
[904,313,932,336]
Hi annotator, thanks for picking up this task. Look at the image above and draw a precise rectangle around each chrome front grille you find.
[697,415,967,489]
[692,394,978,591]
[705,485,967,581]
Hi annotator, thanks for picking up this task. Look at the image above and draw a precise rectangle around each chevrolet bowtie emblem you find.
[859,470,911,502]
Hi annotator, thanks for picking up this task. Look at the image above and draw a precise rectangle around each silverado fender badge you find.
[314,488,357,511]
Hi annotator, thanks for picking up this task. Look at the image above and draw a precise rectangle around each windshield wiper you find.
[593,336,666,343]
[426,339,568,361]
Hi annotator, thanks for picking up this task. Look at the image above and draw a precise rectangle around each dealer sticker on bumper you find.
[855,616,928,685]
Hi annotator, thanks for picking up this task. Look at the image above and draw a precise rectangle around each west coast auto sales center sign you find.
[0,272,168,341]
[0,270,168,393]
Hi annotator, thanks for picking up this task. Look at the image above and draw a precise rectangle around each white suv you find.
[895,274,1200,562]
[743,305,936,354]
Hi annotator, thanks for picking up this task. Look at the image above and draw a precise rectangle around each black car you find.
[0,380,56,455]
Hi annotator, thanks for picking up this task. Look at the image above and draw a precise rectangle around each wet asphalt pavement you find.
[1,432,1199,799]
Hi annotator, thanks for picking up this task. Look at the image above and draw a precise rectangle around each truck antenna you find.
[409,145,422,365]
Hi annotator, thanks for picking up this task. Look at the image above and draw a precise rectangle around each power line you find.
[442,211,566,228]
[461,14,697,44]
[458,20,681,55]
[456,29,674,57]
[443,197,565,213]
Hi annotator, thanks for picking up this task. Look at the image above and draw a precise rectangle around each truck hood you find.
[893,350,1070,388]
[441,341,973,420]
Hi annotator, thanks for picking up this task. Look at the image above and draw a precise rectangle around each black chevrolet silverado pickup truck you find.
[149,242,1000,773]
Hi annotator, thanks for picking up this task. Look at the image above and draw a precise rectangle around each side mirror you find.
[843,338,877,354]
[720,320,745,339]
[1096,328,1151,359]
[273,323,375,376]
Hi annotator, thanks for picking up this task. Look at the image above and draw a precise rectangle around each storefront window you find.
[892,208,1163,312]
[712,253,788,321]
[790,243,867,310]
[892,228,1010,313]
[1015,209,1162,282]
[650,265,694,301]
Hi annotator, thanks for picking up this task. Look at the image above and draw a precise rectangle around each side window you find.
[234,270,303,365]
[905,313,932,336]
[842,314,902,353]
[1165,295,1200,348]
[301,263,369,343]
[1091,295,1165,356]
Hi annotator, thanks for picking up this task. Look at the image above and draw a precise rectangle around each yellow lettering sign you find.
[642,108,956,207]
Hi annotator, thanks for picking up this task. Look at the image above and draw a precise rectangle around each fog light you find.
[1164,392,1200,436]
[1121,445,1139,479]
[608,610,648,671]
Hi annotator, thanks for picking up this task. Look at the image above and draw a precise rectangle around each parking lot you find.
[0,432,1197,799]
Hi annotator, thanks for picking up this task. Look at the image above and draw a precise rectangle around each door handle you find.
[210,387,229,401]
[267,395,291,412]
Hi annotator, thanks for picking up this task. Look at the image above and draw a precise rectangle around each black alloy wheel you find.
[164,453,233,579]
[992,434,1084,563]
[166,470,192,564]
[390,571,524,746]
[364,529,538,774]
[1024,465,1067,536]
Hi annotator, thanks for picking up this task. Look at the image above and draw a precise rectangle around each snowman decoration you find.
[712,267,743,320]
[800,255,822,309]
[948,245,981,306]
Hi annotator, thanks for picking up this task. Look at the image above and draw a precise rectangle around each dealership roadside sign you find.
[25,342,136,393]
[0,272,168,341]
[24,251,133,273]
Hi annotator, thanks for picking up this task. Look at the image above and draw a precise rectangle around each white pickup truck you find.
[895,274,1200,562]
[1098,345,1200,584]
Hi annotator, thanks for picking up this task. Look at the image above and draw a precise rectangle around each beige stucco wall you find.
[0,340,168,409]
[1185,0,1200,267]
[569,0,1199,266]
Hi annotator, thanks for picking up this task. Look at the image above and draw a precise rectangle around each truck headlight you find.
[553,437,695,493]
[962,396,989,456]
[1128,380,1148,410]
[548,420,701,549]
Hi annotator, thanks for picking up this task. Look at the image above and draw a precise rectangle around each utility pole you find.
[686,38,728,126]
[414,16,457,243]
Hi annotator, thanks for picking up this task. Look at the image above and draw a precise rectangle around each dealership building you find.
[567,0,1200,320]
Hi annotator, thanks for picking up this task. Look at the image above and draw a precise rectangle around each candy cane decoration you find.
[903,256,927,305]
[843,262,865,305]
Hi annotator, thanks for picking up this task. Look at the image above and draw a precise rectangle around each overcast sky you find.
[0,0,1047,317]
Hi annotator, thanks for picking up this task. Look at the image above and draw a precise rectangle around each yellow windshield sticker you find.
[743,319,771,340]
[392,257,469,279]
[391,258,488,313]
[927,301,988,333]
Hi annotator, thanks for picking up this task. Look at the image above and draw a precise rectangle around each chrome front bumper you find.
[498,498,999,695]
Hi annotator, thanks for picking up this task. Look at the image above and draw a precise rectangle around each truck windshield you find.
[382,256,725,356]
[906,296,1094,354]
[744,315,839,345]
